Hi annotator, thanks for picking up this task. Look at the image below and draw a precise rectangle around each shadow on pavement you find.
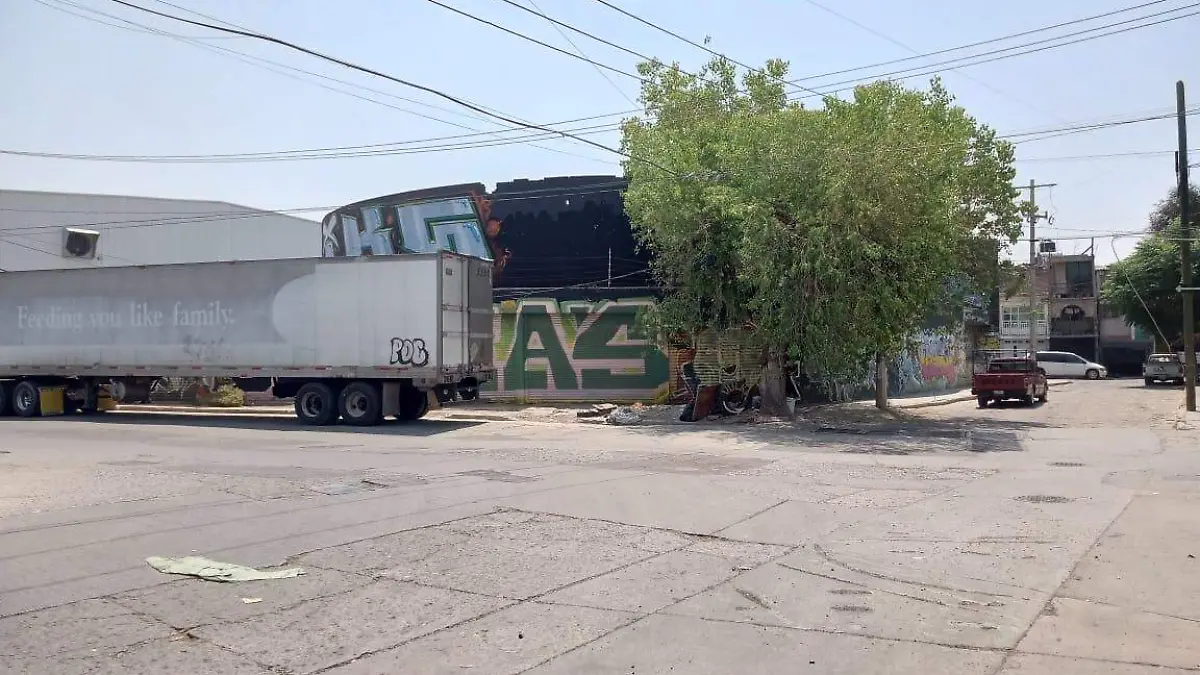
[21,412,485,436]
[620,402,1052,455]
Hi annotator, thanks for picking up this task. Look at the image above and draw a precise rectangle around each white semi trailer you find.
[0,252,494,426]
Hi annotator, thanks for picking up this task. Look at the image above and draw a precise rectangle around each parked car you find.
[1034,351,1107,379]
[1143,353,1191,385]
[972,357,1049,408]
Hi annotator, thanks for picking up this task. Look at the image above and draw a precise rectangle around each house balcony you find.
[1050,281,1096,299]
[999,320,1048,339]
[1051,316,1096,336]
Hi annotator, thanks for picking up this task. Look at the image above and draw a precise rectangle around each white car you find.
[1034,351,1108,379]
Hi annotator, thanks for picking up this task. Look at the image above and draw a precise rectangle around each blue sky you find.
[1,0,1197,263]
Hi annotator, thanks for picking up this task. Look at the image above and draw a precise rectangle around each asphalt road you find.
[1,379,1198,674]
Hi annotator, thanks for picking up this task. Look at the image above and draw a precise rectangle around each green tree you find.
[1101,224,1200,348]
[621,58,1021,411]
[1148,183,1200,234]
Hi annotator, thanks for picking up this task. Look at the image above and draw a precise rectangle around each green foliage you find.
[621,57,1021,383]
[1101,223,1199,347]
[1148,183,1200,234]
[201,384,245,408]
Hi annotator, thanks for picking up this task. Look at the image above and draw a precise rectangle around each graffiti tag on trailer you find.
[390,338,430,367]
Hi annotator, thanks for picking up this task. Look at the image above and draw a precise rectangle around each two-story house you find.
[998,253,1099,360]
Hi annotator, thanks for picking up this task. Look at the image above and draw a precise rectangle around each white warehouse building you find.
[0,190,320,272]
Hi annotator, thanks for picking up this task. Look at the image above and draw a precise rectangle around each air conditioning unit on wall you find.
[62,227,99,259]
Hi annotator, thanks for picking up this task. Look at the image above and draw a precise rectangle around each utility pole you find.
[1178,81,1196,412]
[1017,180,1056,360]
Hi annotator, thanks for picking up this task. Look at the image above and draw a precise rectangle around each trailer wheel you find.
[294,382,337,426]
[396,387,430,422]
[0,382,12,417]
[338,381,383,427]
[12,381,41,418]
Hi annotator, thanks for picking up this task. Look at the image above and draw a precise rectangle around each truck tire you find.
[0,382,12,416]
[294,382,337,426]
[12,381,40,418]
[1037,389,1048,403]
[977,395,989,409]
[1144,378,1154,386]
[338,381,383,427]
[396,387,430,422]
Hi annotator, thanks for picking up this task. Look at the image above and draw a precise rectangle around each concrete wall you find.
[481,297,671,402]
[0,190,318,272]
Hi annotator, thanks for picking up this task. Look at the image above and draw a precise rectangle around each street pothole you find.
[831,604,873,613]
[310,479,390,495]
[1048,462,1085,467]
[456,469,539,483]
[1014,495,1075,504]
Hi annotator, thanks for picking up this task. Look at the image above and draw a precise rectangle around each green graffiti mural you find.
[483,298,671,402]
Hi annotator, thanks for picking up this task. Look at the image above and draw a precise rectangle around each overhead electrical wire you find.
[512,0,638,105]
[788,0,1180,84]
[37,0,617,166]
[788,3,1200,101]
[5,109,1191,163]
[796,0,1064,121]
[24,0,1194,164]
[420,0,646,82]
[101,0,682,176]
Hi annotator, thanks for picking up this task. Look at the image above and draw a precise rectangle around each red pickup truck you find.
[971,357,1049,408]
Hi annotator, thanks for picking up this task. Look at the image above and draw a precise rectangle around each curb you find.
[887,380,1073,410]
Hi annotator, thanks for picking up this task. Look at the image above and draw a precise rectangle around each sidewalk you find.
[118,382,1074,422]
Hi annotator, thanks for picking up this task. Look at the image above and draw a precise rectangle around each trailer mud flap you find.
[381,381,401,419]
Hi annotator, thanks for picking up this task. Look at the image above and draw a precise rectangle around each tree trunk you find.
[760,351,791,417]
[874,352,889,410]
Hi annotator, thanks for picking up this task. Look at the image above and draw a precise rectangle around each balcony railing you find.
[1051,281,1095,298]
[999,320,1048,337]
[1051,317,1096,336]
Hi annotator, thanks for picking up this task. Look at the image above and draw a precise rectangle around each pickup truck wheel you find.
[339,381,383,427]
[1037,391,1048,403]
[976,395,989,409]
[12,381,41,418]
[1144,378,1155,386]
[0,382,12,417]
[294,382,337,426]
[1021,395,1035,407]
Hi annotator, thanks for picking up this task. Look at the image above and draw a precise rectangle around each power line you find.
[38,0,617,166]
[588,0,833,102]
[790,4,1200,100]
[790,0,1180,84]
[6,107,1189,163]
[797,0,1064,120]
[421,0,646,82]
[102,0,680,176]
[509,0,637,105]
[35,0,1195,167]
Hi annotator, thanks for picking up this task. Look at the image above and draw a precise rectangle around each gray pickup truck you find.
[1144,353,1186,385]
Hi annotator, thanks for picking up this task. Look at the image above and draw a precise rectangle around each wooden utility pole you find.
[1017,180,1056,360]
[1177,81,1196,412]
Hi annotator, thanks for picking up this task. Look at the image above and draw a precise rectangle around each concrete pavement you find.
[1,379,1198,673]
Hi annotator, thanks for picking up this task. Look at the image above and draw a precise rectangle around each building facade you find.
[0,189,319,272]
